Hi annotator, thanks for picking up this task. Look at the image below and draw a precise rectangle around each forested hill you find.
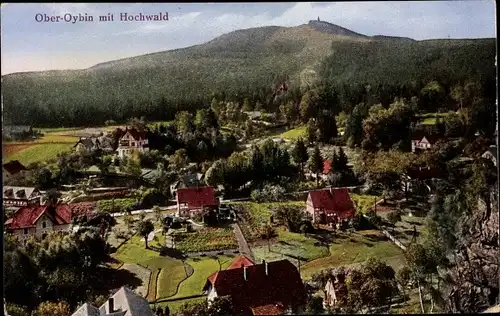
[1,20,496,128]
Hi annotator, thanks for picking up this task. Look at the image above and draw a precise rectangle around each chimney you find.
[108,297,114,313]
[243,266,248,281]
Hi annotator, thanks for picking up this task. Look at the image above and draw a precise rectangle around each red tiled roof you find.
[207,255,255,286]
[308,188,355,219]
[323,160,332,174]
[227,255,255,270]
[204,259,306,315]
[176,186,218,208]
[251,302,285,315]
[3,160,27,175]
[6,203,93,229]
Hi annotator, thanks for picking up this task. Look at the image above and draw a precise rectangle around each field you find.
[152,297,207,314]
[300,230,405,279]
[4,143,75,165]
[3,134,79,165]
[174,227,238,253]
[279,125,306,140]
[417,112,454,125]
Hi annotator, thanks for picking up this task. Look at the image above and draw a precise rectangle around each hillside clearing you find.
[4,143,74,165]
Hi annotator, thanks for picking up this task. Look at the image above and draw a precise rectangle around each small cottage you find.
[175,186,219,217]
[306,188,355,224]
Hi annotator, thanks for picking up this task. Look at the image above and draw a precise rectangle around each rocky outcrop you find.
[447,184,499,313]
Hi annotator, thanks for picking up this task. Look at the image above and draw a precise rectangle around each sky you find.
[0,1,496,75]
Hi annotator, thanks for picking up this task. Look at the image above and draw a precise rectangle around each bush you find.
[250,184,286,202]
[351,212,373,230]
[97,198,138,213]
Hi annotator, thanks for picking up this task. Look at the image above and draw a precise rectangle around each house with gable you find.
[306,187,356,224]
[71,286,154,316]
[175,186,219,217]
[411,134,440,153]
[203,257,306,315]
[3,186,41,207]
[4,203,95,239]
[323,275,348,308]
[74,136,114,154]
[116,127,149,159]
[169,172,205,196]
[482,145,497,166]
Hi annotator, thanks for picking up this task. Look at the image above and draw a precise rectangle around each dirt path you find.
[232,223,254,262]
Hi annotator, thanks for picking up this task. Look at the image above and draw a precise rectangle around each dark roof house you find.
[307,188,355,219]
[203,259,306,315]
[3,160,27,175]
[176,186,218,209]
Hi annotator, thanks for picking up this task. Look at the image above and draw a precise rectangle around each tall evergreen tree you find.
[291,137,309,179]
[308,145,324,187]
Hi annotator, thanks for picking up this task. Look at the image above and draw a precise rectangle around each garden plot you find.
[173,227,238,253]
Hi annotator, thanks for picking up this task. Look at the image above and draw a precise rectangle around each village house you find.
[2,160,28,178]
[324,276,348,308]
[4,203,94,239]
[3,125,33,139]
[203,257,306,315]
[3,186,41,207]
[74,136,114,154]
[175,186,219,217]
[401,166,444,196]
[411,134,439,153]
[71,286,154,316]
[116,127,149,159]
[482,145,497,166]
[306,188,356,224]
[169,172,205,196]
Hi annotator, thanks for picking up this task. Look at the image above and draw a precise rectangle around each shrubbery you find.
[250,184,286,202]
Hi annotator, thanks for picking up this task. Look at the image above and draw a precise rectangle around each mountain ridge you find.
[1,20,496,127]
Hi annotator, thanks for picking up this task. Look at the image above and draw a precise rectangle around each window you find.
[23,228,28,235]
[131,142,135,147]
[42,221,47,229]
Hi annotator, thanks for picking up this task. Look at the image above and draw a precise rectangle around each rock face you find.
[447,184,499,313]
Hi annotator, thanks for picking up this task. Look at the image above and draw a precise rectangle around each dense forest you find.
[1,22,496,128]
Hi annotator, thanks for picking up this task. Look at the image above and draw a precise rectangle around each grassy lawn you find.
[417,112,454,126]
[113,235,187,300]
[253,229,330,263]
[174,227,238,253]
[379,213,427,247]
[351,194,381,213]
[300,230,405,280]
[177,257,219,299]
[279,125,306,140]
[4,143,74,165]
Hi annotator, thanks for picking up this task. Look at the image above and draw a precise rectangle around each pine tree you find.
[291,137,309,179]
[306,118,317,145]
[308,145,324,187]
[336,147,349,171]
